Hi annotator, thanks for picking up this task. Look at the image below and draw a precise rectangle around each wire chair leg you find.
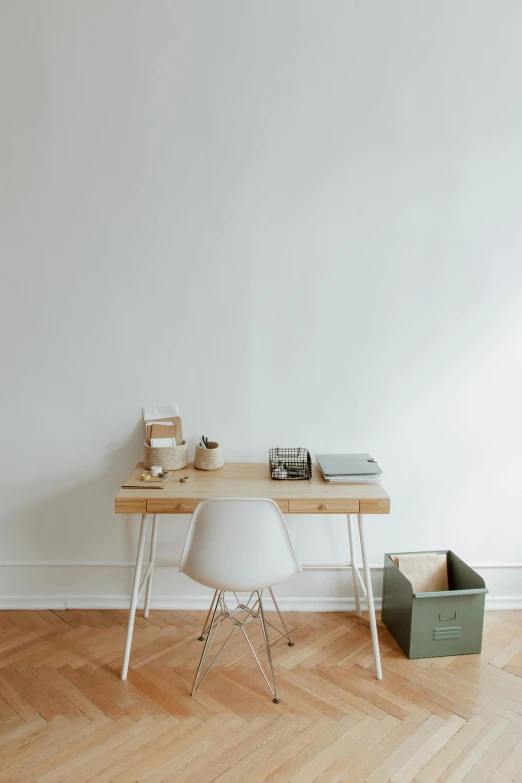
[194,624,236,693]
[238,594,292,644]
[268,587,295,646]
[238,624,276,698]
[192,592,222,694]
[258,591,281,704]
[198,589,219,641]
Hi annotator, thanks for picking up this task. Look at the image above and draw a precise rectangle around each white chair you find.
[179,498,301,703]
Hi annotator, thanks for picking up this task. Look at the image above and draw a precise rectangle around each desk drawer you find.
[115,498,147,514]
[147,499,199,514]
[289,500,359,514]
[148,499,289,514]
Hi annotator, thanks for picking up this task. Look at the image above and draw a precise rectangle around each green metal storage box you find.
[382,550,487,659]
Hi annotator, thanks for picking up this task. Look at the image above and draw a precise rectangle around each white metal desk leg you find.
[121,514,149,680]
[144,514,158,618]
[347,514,362,617]
[357,514,383,680]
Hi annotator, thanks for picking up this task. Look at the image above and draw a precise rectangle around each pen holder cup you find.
[144,440,188,471]
[194,442,224,471]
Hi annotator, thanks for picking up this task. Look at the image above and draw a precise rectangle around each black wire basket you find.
[269,448,312,480]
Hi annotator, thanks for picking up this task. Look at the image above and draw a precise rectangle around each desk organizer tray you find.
[269,447,312,480]
[382,550,487,659]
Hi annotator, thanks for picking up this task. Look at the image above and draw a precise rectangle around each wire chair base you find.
[192,589,295,703]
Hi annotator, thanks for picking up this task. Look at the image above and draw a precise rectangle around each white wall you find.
[1,0,522,610]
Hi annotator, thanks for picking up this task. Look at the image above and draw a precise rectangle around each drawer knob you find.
[320,504,327,510]
[179,504,186,510]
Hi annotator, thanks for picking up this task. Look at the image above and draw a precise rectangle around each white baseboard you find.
[0,595,68,610]
[481,596,522,611]
[1,594,521,611]
[0,560,521,611]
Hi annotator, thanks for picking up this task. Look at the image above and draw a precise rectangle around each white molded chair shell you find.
[179,498,301,592]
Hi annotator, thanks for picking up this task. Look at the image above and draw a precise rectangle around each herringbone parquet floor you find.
[1,608,522,782]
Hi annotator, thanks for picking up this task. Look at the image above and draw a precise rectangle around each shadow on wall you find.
[7,421,144,565]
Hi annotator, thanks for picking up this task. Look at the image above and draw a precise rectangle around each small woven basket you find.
[144,440,188,471]
[194,442,224,471]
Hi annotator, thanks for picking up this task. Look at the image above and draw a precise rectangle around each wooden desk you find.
[115,461,390,515]
[116,462,390,681]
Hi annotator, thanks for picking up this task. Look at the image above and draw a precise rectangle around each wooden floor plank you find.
[177,716,307,783]
[179,715,278,783]
[288,715,378,783]
[39,716,157,783]
[438,716,511,783]
[0,608,520,783]
[342,714,424,783]
[0,717,111,783]
[108,716,203,783]
[138,715,245,783]
[415,714,489,783]
[86,715,181,783]
[264,715,356,783]
[314,713,399,783]
[390,714,466,783]
[491,735,522,782]
[365,715,445,783]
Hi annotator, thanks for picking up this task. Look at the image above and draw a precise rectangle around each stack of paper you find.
[315,453,383,483]
[148,423,177,448]
[143,403,182,448]
[391,553,449,592]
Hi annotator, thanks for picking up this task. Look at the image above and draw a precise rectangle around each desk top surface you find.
[115,462,390,515]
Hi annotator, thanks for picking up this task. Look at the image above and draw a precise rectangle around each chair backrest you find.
[179,498,301,592]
